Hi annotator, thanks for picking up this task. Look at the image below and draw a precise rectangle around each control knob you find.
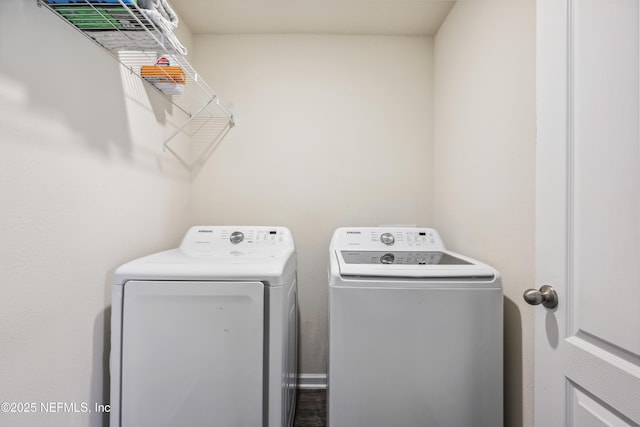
[380,253,395,264]
[380,233,395,246]
[230,231,244,244]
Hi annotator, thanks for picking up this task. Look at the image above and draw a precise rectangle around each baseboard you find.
[297,373,327,389]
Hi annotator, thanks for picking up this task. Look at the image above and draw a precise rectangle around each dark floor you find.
[294,389,327,427]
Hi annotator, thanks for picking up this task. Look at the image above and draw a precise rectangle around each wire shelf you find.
[38,0,235,169]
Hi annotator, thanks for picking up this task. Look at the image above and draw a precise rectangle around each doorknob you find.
[523,285,558,309]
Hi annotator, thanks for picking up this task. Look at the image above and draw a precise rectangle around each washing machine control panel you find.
[333,227,445,251]
[380,232,395,245]
[180,226,293,256]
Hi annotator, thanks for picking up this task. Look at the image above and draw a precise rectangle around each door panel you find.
[536,0,640,425]
[120,281,264,427]
[572,0,640,355]
[572,387,636,427]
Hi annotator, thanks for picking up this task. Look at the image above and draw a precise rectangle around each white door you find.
[535,0,640,425]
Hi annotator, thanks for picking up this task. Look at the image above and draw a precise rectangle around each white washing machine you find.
[110,226,298,427]
[328,227,502,427]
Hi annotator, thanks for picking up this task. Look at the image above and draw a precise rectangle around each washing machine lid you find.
[330,227,495,279]
[335,249,495,279]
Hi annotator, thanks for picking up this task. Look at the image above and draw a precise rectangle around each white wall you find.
[0,2,192,425]
[190,34,434,373]
[1,1,536,424]
[433,1,536,427]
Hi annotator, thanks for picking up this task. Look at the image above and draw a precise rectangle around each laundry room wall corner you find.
[189,33,435,376]
[433,1,536,427]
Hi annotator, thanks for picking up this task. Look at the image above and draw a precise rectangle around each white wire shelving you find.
[38,0,235,169]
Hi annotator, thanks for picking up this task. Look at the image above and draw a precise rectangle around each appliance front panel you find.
[119,281,264,427]
[330,227,446,251]
[179,225,294,257]
[328,286,503,427]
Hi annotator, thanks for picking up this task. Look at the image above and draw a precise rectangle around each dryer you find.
[328,227,502,427]
[110,226,298,427]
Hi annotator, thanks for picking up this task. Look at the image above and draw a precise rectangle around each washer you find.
[328,227,502,427]
[110,226,298,427]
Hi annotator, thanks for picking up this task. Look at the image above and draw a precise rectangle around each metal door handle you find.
[523,285,558,309]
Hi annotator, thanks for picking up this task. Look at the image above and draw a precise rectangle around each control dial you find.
[230,231,244,244]
[380,232,395,246]
[380,253,395,264]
